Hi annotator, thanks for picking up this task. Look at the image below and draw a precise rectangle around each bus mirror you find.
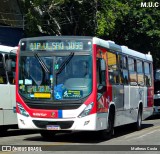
[100,59,106,71]
[5,59,12,72]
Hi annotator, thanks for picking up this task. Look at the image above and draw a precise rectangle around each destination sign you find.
[29,41,85,51]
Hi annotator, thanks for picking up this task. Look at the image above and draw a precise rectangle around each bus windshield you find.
[18,52,92,101]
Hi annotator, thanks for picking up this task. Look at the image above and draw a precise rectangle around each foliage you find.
[21,0,160,67]
[113,0,160,67]
[96,0,129,37]
[22,0,97,36]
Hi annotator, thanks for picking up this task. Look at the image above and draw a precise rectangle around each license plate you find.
[46,125,60,130]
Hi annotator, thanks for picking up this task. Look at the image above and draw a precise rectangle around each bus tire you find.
[107,112,115,137]
[40,130,56,139]
[98,111,114,140]
[136,109,142,131]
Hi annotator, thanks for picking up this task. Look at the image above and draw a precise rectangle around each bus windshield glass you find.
[18,38,92,101]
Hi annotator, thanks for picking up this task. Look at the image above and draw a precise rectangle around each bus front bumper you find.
[17,112,108,131]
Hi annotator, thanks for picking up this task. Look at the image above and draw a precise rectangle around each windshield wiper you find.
[56,52,74,75]
[34,53,49,73]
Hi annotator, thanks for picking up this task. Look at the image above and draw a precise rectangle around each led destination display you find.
[29,41,84,51]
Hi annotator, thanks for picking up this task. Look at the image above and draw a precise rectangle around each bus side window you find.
[137,60,144,86]
[107,52,119,84]
[144,62,152,86]
[119,55,129,85]
[97,58,106,86]
[0,54,7,84]
[5,54,16,85]
[128,57,137,86]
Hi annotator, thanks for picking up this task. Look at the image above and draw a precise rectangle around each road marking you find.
[124,125,160,139]
[134,129,160,139]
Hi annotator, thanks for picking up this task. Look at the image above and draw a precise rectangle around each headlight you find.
[17,103,30,117]
[78,102,94,118]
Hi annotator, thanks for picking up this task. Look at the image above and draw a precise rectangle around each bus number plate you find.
[46,125,60,130]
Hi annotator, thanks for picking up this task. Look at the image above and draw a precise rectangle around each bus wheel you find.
[98,113,114,140]
[40,130,56,139]
[107,112,115,137]
[136,110,142,131]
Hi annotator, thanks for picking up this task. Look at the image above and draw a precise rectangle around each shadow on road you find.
[0,129,38,137]
[146,114,160,120]
[24,122,154,144]
[1,115,157,143]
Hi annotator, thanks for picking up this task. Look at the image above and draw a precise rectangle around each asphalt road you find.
[0,115,160,154]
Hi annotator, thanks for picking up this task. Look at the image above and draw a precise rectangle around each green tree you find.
[96,0,129,37]
[113,0,160,67]
[21,0,160,67]
[22,0,97,36]
[96,0,160,68]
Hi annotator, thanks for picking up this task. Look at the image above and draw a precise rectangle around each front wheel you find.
[98,113,114,140]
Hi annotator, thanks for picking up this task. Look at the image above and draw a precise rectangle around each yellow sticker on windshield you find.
[34,93,51,98]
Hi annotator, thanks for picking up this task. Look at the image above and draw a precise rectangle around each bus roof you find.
[0,45,18,54]
[19,36,93,41]
[93,37,152,62]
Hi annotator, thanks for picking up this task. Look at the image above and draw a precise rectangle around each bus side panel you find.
[10,85,16,110]
[112,85,124,126]
[0,110,3,125]
[114,85,137,126]
[115,110,136,127]
[4,85,17,125]
[124,86,130,110]
[142,87,147,108]
[115,86,147,127]
[3,110,17,125]
[130,86,139,109]
[0,85,12,109]
[3,85,17,125]
[0,84,17,125]
[112,85,124,110]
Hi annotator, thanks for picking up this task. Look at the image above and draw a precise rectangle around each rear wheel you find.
[40,130,56,139]
[107,112,115,136]
[136,110,142,131]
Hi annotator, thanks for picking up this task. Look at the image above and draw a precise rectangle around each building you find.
[0,0,24,46]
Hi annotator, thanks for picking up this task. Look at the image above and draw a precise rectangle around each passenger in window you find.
[74,61,89,78]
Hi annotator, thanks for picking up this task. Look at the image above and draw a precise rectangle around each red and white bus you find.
[16,36,153,138]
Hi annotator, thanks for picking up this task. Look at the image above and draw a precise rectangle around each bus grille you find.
[26,102,81,110]
[32,120,74,129]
